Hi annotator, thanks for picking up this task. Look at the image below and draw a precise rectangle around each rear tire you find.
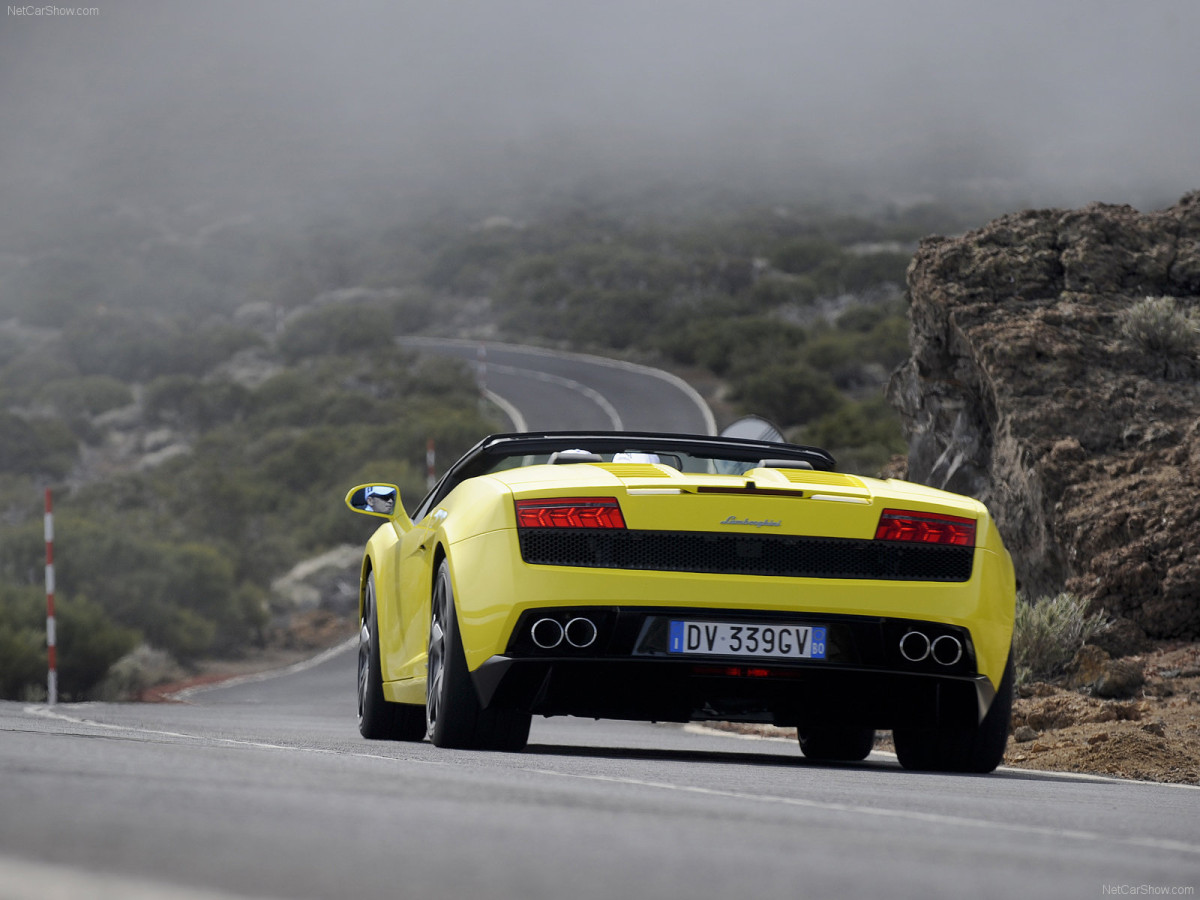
[426,561,531,751]
[797,726,876,762]
[893,654,1014,773]
[358,572,426,741]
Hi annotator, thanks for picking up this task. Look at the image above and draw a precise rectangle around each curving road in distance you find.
[398,337,716,434]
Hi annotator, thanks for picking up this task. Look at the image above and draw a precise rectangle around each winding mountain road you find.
[398,337,716,434]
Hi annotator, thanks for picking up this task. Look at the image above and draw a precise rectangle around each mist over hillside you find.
[2,0,1198,248]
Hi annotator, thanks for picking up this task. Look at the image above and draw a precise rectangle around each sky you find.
[1,0,1198,240]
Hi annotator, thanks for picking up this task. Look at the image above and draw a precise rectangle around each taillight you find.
[515,497,626,529]
[874,509,976,546]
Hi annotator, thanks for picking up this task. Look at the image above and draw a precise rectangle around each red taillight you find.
[515,497,626,529]
[874,509,976,546]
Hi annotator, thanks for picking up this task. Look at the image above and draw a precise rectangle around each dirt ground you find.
[1003,641,1200,784]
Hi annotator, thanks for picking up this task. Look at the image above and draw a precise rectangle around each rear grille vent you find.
[518,529,973,582]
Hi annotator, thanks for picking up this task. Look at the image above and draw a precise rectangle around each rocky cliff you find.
[888,192,1200,642]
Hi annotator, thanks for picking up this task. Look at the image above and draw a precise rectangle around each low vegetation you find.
[1118,295,1200,378]
[1011,592,1109,686]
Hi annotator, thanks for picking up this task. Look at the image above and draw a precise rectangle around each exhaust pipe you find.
[564,617,598,648]
[531,618,564,649]
[931,634,963,666]
[899,630,931,663]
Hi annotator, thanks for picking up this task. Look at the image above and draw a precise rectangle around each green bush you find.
[659,317,807,376]
[0,411,78,477]
[145,376,251,431]
[0,585,47,699]
[770,238,844,276]
[425,229,524,294]
[800,396,905,474]
[36,375,133,419]
[1012,592,1108,686]
[0,584,139,700]
[60,310,260,380]
[1118,296,1200,377]
[61,310,180,381]
[0,347,80,398]
[277,303,396,362]
[731,361,844,425]
[56,593,141,697]
[748,274,819,309]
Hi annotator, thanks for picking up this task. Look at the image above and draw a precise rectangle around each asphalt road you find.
[397,337,716,434]
[2,647,1198,900]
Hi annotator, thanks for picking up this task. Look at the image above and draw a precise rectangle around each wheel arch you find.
[358,554,374,623]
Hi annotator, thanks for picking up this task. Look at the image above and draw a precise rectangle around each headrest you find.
[548,450,604,464]
[757,458,814,470]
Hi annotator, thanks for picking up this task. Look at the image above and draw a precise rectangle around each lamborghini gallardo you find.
[346,431,1016,772]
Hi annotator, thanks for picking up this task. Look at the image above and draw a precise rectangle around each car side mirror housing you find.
[345,483,403,519]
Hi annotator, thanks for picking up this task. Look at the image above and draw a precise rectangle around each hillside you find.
[0,199,944,700]
[891,191,1200,641]
[889,191,1200,781]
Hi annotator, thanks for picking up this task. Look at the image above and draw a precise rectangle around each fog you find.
[2,0,1198,242]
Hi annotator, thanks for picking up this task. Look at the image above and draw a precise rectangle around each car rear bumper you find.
[471,606,997,729]
[473,656,994,730]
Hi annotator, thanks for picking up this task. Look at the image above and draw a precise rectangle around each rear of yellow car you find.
[435,461,1016,771]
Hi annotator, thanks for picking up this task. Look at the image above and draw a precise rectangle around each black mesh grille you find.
[518,529,973,582]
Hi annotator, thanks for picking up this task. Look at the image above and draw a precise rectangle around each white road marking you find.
[484,388,527,431]
[486,362,624,429]
[0,853,284,900]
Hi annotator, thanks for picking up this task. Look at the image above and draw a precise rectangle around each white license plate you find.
[668,621,826,660]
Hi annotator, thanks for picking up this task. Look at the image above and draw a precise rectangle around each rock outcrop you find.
[888,192,1200,640]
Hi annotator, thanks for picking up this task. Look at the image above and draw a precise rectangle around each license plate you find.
[668,621,826,660]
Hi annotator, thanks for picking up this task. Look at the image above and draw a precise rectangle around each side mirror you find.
[345,483,402,519]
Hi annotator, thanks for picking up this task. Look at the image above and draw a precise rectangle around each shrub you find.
[770,238,844,276]
[731,361,844,426]
[1118,296,1200,376]
[277,304,395,362]
[56,593,141,697]
[800,396,905,474]
[61,310,179,381]
[145,375,250,431]
[36,375,133,419]
[0,411,78,477]
[1011,592,1108,686]
[0,585,139,700]
[0,585,46,699]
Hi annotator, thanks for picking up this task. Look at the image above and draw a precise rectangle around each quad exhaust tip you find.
[531,616,598,650]
[899,630,962,667]
[564,617,598,648]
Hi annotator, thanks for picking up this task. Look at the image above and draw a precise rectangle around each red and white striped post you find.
[44,488,57,705]
[426,439,437,490]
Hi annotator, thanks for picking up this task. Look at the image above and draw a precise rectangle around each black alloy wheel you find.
[426,560,531,751]
[358,571,425,741]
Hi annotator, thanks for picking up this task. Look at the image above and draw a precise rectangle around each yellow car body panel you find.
[355,462,1015,692]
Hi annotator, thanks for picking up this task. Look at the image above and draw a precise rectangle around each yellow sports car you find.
[346,431,1017,772]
